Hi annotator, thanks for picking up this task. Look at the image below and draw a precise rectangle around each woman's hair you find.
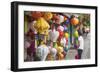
[78,30,83,36]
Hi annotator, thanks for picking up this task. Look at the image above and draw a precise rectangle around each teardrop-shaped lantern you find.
[49,28,59,42]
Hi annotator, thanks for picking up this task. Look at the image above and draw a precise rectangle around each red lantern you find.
[60,31,64,37]
[58,30,63,37]
[58,30,64,41]
[52,14,60,24]
[53,14,59,20]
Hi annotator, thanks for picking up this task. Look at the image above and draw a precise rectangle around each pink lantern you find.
[57,26,64,31]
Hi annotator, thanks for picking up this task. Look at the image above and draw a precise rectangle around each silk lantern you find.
[33,17,50,34]
[49,28,59,42]
[74,30,79,38]
[31,11,42,20]
[58,15,64,24]
[71,17,79,25]
[43,12,53,21]
[36,44,50,61]
[57,26,64,31]
[64,32,69,38]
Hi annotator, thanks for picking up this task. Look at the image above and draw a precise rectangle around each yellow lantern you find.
[57,46,63,53]
[58,53,64,60]
[64,32,69,38]
[74,30,79,38]
[43,12,53,21]
[33,17,50,34]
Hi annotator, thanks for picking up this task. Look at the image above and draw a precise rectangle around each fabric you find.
[77,49,83,59]
[78,36,84,50]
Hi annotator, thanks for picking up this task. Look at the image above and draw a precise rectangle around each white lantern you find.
[36,45,50,61]
[49,29,59,42]
[58,15,64,24]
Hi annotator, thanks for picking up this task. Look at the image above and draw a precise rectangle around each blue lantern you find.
[65,18,70,24]
[63,25,68,32]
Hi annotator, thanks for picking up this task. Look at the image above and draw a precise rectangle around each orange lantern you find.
[31,11,42,19]
[71,17,79,25]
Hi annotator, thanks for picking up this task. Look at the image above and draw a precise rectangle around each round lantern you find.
[43,12,53,21]
[31,11,42,19]
[63,25,68,32]
[64,32,69,38]
[52,14,59,20]
[57,26,64,31]
[71,17,79,25]
[65,19,70,24]
[74,30,79,38]
[52,14,60,24]
[58,15,64,24]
